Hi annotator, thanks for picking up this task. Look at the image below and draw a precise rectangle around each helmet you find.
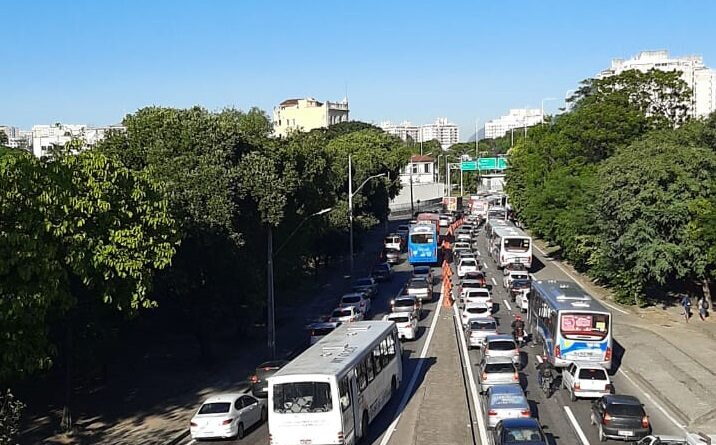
[514,314,522,320]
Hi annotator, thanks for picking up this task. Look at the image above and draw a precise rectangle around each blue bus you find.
[528,279,613,370]
[408,223,438,265]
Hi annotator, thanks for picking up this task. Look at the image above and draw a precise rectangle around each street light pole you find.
[348,156,386,276]
[267,207,332,359]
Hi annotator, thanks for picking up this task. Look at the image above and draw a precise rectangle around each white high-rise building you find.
[484,108,542,139]
[379,121,420,143]
[598,50,716,118]
[31,123,123,158]
[419,117,459,149]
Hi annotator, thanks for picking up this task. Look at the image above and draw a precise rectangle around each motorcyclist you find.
[511,315,525,345]
[535,355,555,392]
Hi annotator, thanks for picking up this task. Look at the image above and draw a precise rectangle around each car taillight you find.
[642,416,649,428]
[190,421,198,427]
[603,413,612,424]
[250,375,259,384]
[520,409,531,417]
[513,372,519,381]
[338,431,345,443]
[554,345,561,358]
[222,418,234,425]
[574,382,581,390]
[605,346,612,361]
[487,409,497,416]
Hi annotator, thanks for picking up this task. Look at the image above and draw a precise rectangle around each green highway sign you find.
[477,157,508,171]
[460,161,477,171]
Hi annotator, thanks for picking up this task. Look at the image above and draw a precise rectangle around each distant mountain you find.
[466,128,485,142]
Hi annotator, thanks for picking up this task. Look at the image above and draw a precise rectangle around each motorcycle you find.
[512,328,525,348]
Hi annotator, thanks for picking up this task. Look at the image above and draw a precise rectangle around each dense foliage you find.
[506,69,716,306]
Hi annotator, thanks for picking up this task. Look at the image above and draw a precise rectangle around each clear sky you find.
[2,0,715,139]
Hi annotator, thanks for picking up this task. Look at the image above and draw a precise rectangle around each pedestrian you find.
[698,296,709,321]
[680,294,692,323]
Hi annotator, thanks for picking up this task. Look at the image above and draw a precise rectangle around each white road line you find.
[503,299,512,311]
[617,368,688,433]
[476,250,481,256]
[378,279,442,445]
[453,299,490,444]
[483,264,488,270]
[564,406,591,445]
[532,244,629,315]
[491,277,497,286]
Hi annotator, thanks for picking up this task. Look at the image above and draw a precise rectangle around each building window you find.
[424,163,430,174]
[412,164,418,174]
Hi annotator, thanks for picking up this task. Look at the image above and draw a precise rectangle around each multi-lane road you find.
[178,218,688,445]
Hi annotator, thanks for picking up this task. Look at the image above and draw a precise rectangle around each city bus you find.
[268,321,402,445]
[416,212,440,232]
[408,223,438,265]
[487,223,532,268]
[528,280,613,370]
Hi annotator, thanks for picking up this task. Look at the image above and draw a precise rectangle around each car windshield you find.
[332,309,351,318]
[511,280,530,289]
[198,402,231,414]
[342,296,361,304]
[560,313,610,339]
[273,382,333,414]
[485,362,515,373]
[578,368,608,380]
[503,427,544,442]
[394,299,415,307]
[470,320,497,330]
[489,340,516,351]
[390,316,409,323]
[463,282,482,289]
[355,279,372,286]
[461,260,477,266]
[607,403,645,418]
[410,279,428,288]
[512,274,529,280]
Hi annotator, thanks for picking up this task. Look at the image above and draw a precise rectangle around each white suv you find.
[457,258,479,278]
[561,362,613,401]
[383,312,418,341]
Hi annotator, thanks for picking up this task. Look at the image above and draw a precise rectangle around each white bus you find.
[488,223,533,268]
[268,321,403,445]
[528,280,613,369]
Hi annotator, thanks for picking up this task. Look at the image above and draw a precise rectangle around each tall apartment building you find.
[272,97,349,137]
[419,118,459,149]
[598,50,716,118]
[484,108,542,139]
[379,121,420,142]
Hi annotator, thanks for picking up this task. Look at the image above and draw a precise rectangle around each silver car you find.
[484,384,531,429]
[390,295,422,319]
[465,317,498,349]
[483,335,520,366]
[405,277,431,303]
[479,356,520,393]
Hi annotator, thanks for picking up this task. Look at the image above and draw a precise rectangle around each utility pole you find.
[267,225,275,359]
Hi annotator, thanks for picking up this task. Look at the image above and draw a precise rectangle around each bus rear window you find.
[273,382,333,413]
[410,234,434,244]
[504,238,530,252]
[560,313,609,338]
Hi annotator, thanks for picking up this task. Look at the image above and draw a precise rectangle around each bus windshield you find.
[410,233,434,244]
[560,313,609,339]
[273,381,333,413]
[504,238,530,252]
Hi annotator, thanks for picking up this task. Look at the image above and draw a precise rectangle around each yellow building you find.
[272,97,349,137]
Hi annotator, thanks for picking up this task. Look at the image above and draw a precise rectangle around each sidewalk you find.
[532,239,716,433]
[386,295,472,445]
[22,225,391,445]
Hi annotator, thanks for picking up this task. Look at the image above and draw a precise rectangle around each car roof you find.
[486,334,515,342]
[413,265,430,271]
[498,417,541,428]
[395,294,417,301]
[604,394,642,405]
[572,361,608,370]
[386,312,411,319]
[307,321,341,329]
[203,393,245,403]
[465,288,490,294]
[333,306,354,312]
[461,279,484,285]
[484,355,515,364]
[341,292,364,299]
[465,301,489,308]
[470,316,497,323]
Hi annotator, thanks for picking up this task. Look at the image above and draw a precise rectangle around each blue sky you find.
[2,0,715,139]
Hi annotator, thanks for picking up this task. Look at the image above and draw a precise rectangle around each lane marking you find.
[503,299,512,311]
[453,296,490,444]
[617,369,688,433]
[476,250,481,256]
[483,264,488,270]
[532,245,629,315]
[564,406,591,445]
[491,277,497,286]
[378,275,443,445]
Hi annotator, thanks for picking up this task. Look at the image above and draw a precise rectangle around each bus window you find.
[410,233,434,244]
[504,238,530,252]
[365,355,375,382]
[357,362,367,391]
[561,313,609,339]
[273,382,333,413]
[339,376,351,411]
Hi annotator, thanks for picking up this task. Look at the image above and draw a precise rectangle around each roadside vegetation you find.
[505,69,716,307]
[0,111,409,438]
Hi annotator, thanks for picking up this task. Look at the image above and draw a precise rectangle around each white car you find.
[384,234,403,251]
[329,306,363,323]
[461,288,492,307]
[453,242,472,252]
[515,290,529,313]
[461,301,492,327]
[459,279,488,299]
[190,393,266,440]
[383,312,418,341]
[307,321,341,345]
[456,233,472,243]
[340,292,371,315]
[457,258,479,278]
[483,334,520,366]
[503,270,530,289]
[439,215,450,227]
[561,362,613,401]
[465,317,498,348]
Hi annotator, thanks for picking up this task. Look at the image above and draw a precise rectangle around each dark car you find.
[591,394,651,442]
[250,360,289,397]
[371,262,393,281]
[464,271,487,287]
[495,418,547,445]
